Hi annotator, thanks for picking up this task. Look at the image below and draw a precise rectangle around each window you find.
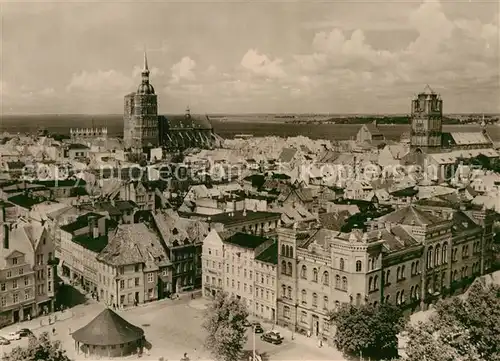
[356,260,362,272]
[339,258,345,271]
[369,276,373,291]
[119,267,124,275]
[400,265,405,280]
[312,293,318,307]
[287,286,292,299]
[323,271,329,285]
[411,262,415,276]
[301,289,307,304]
[12,258,17,265]
[287,262,292,276]
[13,293,18,303]
[281,244,286,256]
[12,280,17,289]
[135,277,140,286]
[385,270,391,285]
[25,289,30,300]
[335,275,341,288]
[284,306,290,319]
[342,277,348,290]
[313,268,318,282]
[6,271,11,278]
[373,275,378,290]
[415,261,419,274]
[435,244,441,266]
[281,261,286,275]
[1,297,5,307]
[323,296,328,309]
[0,283,5,291]
[397,267,400,280]
[147,273,154,283]
[281,285,286,298]
[48,282,52,292]
[24,277,28,286]
[300,265,307,279]
[427,247,433,269]
[300,311,307,323]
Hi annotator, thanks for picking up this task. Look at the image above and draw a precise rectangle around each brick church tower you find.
[410,85,443,154]
[123,52,159,150]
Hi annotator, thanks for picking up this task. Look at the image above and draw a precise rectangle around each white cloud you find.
[170,57,196,84]
[66,70,134,93]
[241,49,286,79]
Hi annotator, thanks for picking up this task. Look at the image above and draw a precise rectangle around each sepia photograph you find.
[0,0,499,360]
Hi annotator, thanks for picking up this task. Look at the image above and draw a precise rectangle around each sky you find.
[0,0,499,115]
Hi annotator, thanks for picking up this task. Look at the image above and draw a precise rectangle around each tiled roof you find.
[378,205,445,226]
[223,232,269,249]
[97,223,167,267]
[278,148,297,163]
[208,210,281,225]
[159,114,213,130]
[152,210,209,247]
[450,132,491,145]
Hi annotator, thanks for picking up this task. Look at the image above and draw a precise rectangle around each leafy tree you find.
[202,291,249,361]
[2,332,72,361]
[330,302,406,360]
[405,282,500,361]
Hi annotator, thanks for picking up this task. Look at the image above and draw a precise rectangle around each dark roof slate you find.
[72,308,144,345]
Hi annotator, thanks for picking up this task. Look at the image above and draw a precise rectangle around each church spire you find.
[143,51,149,73]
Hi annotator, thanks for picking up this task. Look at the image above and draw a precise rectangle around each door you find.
[13,310,19,323]
[272,308,276,323]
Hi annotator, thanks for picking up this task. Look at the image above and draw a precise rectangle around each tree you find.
[405,282,500,361]
[2,332,72,361]
[202,291,249,361]
[330,303,405,360]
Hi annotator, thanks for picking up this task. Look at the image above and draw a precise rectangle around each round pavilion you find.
[72,308,145,357]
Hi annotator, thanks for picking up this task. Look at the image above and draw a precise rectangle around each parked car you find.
[252,322,264,333]
[5,332,21,341]
[15,328,32,337]
[261,331,283,345]
[0,336,10,345]
[243,319,252,327]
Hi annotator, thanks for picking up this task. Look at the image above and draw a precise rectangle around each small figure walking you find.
[52,327,56,336]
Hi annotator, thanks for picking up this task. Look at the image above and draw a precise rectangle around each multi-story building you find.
[207,210,282,239]
[254,241,278,322]
[59,213,108,293]
[96,223,171,307]
[0,218,56,326]
[151,210,209,293]
[275,202,495,342]
[201,231,275,316]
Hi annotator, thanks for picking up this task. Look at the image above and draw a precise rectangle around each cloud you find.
[170,57,196,84]
[241,49,286,79]
[66,70,135,94]
[290,0,499,110]
[39,87,55,96]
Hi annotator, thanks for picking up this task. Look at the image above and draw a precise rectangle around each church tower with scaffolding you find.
[123,52,159,150]
[410,85,443,153]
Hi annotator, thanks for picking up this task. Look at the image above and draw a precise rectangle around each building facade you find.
[410,86,443,153]
[70,127,108,140]
[275,202,495,342]
[0,220,56,327]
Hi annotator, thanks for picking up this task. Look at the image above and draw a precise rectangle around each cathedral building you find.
[404,86,497,172]
[123,53,215,153]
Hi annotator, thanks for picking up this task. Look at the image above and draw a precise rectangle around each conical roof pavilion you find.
[72,308,144,346]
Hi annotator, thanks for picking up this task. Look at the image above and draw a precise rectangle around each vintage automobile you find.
[260,331,283,344]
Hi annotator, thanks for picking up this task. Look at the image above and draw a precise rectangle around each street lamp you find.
[252,324,256,361]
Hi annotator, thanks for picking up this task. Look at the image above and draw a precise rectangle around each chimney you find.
[243,207,247,217]
[3,224,9,249]
[88,215,98,238]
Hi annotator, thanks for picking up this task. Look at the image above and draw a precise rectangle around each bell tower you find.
[410,85,443,154]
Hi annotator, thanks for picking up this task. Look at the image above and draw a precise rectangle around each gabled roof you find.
[278,148,297,163]
[72,308,144,346]
[378,205,445,226]
[363,123,383,137]
[97,223,167,267]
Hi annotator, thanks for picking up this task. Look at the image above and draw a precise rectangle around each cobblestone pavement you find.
[0,297,347,361]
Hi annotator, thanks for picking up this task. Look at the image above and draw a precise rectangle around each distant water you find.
[0,114,498,142]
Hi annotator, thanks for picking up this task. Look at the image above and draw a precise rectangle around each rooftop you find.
[255,241,278,264]
[224,232,270,249]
